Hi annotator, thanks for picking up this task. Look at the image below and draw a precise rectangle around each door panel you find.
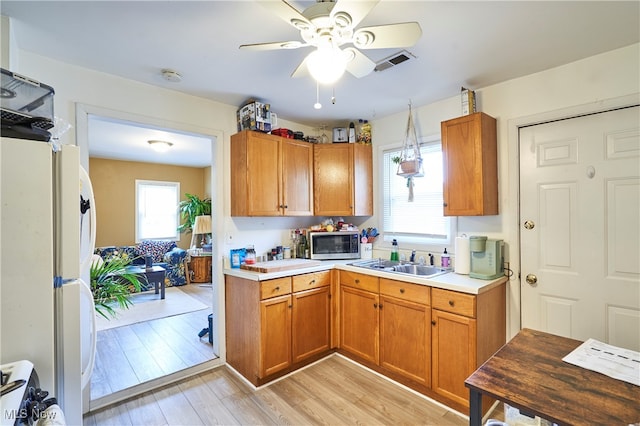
[520,106,640,350]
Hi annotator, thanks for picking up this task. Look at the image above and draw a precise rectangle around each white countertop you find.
[223,259,506,295]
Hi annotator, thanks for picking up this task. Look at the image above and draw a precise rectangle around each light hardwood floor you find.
[85,354,498,425]
[91,284,215,400]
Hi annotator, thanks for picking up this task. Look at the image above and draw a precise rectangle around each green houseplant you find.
[177,193,212,235]
[90,256,144,319]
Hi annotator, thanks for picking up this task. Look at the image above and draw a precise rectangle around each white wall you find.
[370,43,640,335]
[13,43,640,338]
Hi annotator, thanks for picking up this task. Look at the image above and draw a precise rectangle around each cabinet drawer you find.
[340,271,379,293]
[292,270,331,292]
[260,277,292,300]
[380,278,430,305]
[432,288,476,318]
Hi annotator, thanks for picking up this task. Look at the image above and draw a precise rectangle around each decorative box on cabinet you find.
[314,143,373,216]
[231,130,313,217]
[441,112,498,216]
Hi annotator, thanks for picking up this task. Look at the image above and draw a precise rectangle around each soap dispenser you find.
[390,239,399,261]
[441,248,450,268]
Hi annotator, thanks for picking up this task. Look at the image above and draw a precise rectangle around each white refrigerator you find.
[0,137,97,425]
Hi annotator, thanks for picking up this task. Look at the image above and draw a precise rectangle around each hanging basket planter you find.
[398,158,423,177]
[396,102,423,179]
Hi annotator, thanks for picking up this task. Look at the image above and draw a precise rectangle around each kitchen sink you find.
[349,259,450,278]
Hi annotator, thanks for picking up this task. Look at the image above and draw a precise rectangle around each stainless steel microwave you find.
[309,230,360,260]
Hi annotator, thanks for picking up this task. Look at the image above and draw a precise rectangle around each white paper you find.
[562,338,640,386]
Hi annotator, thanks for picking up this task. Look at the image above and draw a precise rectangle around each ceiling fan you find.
[240,0,422,84]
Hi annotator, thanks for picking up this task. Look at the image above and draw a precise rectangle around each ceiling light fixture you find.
[147,139,173,152]
[307,46,348,85]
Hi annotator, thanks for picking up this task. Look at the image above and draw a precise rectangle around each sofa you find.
[94,240,189,287]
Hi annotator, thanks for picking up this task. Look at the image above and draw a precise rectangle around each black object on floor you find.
[198,313,213,344]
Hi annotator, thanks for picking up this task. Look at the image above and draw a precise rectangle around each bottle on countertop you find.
[390,239,399,261]
[245,245,256,264]
[441,248,450,268]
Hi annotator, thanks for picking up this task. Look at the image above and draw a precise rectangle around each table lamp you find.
[190,215,212,250]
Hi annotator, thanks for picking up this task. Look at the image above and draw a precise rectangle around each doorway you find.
[76,104,223,411]
[519,105,640,349]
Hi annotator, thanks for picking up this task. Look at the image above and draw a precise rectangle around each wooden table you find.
[465,328,640,426]
[125,265,166,299]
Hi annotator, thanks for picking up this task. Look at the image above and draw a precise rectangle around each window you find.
[135,180,180,242]
[382,138,454,247]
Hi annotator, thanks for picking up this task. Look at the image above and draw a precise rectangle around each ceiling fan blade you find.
[291,55,311,78]
[353,22,422,49]
[344,48,376,78]
[240,41,307,51]
[330,0,380,28]
[258,0,313,31]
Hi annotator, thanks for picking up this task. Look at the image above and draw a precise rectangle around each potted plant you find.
[90,255,144,319]
[177,193,212,235]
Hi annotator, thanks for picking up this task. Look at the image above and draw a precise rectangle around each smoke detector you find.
[374,50,415,72]
[161,69,182,82]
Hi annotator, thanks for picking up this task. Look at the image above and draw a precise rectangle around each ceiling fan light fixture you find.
[147,139,173,153]
[353,31,375,48]
[307,47,347,85]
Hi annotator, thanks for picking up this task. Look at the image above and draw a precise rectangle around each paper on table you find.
[562,338,640,386]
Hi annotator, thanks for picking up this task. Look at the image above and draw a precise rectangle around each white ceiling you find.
[2,1,638,166]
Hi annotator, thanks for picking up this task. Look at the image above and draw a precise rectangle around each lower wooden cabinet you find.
[340,285,379,364]
[225,271,332,386]
[430,285,505,413]
[379,294,431,387]
[292,286,330,363]
[431,308,476,405]
[260,294,292,377]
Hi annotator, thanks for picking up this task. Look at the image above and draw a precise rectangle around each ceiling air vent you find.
[374,50,415,72]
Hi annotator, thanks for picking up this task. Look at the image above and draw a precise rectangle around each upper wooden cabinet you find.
[313,143,373,216]
[231,130,313,216]
[441,112,498,216]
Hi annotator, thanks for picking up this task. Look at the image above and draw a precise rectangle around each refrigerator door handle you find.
[79,165,97,274]
[79,278,96,389]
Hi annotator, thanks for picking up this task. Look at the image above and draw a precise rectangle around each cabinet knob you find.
[309,279,315,285]
[379,304,383,309]
[284,204,288,209]
[274,286,280,291]
[373,303,378,308]
[400,288,405,294]
[355,279,360,284]
[448,300,455,307]
[443,203,448,207]
[431,320,436,326]
[288,304,292,308]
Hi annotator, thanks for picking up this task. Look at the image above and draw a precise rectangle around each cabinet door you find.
[292,286,330,363]
[314,144,354,216]
[260,294,292,377]
[190,256,212,283]
[441,112,497,216]
[282,139,313,216]
[247,133,282,216]
[431,309,477,406]
[352,143,373,216]
[379,295,431,386]
[340,285,379,364]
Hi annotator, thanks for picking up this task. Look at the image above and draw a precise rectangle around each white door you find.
[520,106,640,351]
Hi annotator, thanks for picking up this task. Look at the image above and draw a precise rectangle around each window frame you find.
[135,179,180,243]
[378,134,456,252]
